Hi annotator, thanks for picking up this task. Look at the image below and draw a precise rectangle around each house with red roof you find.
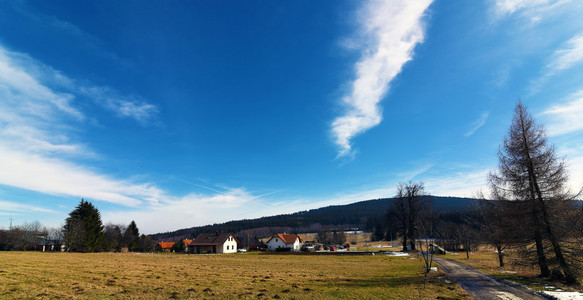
[155,242,175,252]
[188,233,240,254]
[266,234,304,251]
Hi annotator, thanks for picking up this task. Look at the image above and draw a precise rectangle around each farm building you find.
[188,233,239,254]
[266,234,304,251]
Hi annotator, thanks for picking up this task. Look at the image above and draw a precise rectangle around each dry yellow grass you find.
[441,250,583,292]
[0,251,470,299]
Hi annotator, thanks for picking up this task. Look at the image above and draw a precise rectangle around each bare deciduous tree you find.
[471,196,513,267]
[387,182,431,251]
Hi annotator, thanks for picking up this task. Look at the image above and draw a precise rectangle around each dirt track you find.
[433,257,547,300]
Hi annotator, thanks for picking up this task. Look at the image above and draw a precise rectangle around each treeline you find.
[1,199,155,252]
[150,196,473,242]
[63,200,155,252]
[0,221,62,251]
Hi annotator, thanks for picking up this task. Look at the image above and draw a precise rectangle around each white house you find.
[266,234,304,251]
[188,233,240,254]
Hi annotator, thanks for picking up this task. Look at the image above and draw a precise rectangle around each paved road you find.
[433,257,547,300]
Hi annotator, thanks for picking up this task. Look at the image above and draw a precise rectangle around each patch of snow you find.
[445,280,451,284]
[542,291,583,300]
[386,252,409,257]
[430,267,438,272]
[493,291,524,300]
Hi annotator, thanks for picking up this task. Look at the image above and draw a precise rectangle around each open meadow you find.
[0,251,470,299]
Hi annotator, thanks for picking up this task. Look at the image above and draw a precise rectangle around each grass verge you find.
[440,251,582,293]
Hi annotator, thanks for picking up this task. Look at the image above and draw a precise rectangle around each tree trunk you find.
[496,244,504,267]
[533,202,550,277]
[531,173,577,283]
[524,133,576,283]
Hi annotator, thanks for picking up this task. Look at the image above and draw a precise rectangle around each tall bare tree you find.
[489,102,578,283]
[388,182,430,251]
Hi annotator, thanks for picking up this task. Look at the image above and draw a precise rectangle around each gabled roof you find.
[267,234,304,244]
[157,242,175,249]
[184,239,193,246]
[190,233,240,246]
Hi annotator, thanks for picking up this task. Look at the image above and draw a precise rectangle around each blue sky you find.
[1,0,583,234]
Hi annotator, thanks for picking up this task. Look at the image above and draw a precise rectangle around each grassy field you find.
[441,250,583,292]
[0,251,470,299]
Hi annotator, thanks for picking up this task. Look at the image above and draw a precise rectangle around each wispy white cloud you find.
[0,47,83,121]
[540,90,583,136]
[81,87,159,125]
[547,33,583,73]
[465,112,490,137]
[529,32,583,93]
[0,43,164,210]
[423,168,490,198]
[0,200,56,214]
[494,0,571,21]
[0,146,164,207]
[397,163,435,181]
[331,0,433,157]
[0,44,158,126]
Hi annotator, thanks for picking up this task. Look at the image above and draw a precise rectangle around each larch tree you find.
[489,102,577,283]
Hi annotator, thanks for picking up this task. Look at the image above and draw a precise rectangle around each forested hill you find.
[150,196,475,242]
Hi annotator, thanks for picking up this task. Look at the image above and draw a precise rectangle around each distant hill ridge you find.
[150,196,475,242]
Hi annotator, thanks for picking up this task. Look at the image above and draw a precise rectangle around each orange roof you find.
[157,242,175,249]
[269,234,304,244]
[184,239,193,246]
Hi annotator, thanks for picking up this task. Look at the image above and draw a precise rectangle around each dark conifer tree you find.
[63,199,105,252]
[171,239,186,253]
[124,220,140,251]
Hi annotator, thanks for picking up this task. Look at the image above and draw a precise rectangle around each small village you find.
[2,0,583,299]
[156,232,351,254]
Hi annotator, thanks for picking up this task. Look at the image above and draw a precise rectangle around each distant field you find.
[0,251,469,299]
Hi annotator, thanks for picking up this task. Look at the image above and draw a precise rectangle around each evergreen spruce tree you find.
[124,220,140,251]
[63,199,105,252]
[171,239,186,253]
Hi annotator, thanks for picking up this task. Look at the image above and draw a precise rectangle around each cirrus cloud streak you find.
[331,0,433,157]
